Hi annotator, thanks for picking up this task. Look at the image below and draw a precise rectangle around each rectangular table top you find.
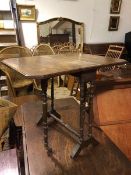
[2,54,127,79]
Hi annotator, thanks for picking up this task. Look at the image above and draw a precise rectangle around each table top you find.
[2,54,127,79]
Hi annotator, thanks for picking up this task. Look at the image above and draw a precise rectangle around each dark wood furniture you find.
[0,148,20,175]
[40,34,69,45]
[2,54,127,158]
[83,43,126,57]
[12,96,131,175]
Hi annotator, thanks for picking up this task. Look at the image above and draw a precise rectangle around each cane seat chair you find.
[58,44,79,55]
[105,45,124,59]
[52,44,62,54]
[32,44,55,93]
[0,98,17,150]
[0,46,33,97]
[97,45,124,79]
[32,44,55,56]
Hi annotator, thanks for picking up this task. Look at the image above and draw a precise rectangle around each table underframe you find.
[38,70,99,159]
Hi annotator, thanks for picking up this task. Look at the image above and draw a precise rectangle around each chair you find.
[0,45,33,97]
[58,45,79,55]
[32,44,55,93]
[32,44,55,56]
[97,45,124,79]
[52,45,61,54]
[0,98,17,150]
[105,45,124,59]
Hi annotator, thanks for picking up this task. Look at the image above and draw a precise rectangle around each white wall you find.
[7,0,131,47]
[90,0,131,43]
[0,0,10,10]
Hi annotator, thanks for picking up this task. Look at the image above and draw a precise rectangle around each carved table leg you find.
[71,78,98,159]
[70,79,86,158]
[86,81,99,145]
[37,77,60,126]
[39,79,52,155]
[49,77,61,118]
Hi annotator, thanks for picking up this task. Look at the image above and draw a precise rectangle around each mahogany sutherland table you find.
[2,54,127,158]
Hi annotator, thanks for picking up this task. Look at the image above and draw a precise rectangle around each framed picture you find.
[108,16,120,31]
[17,5,36,21]
[110,0,122,14]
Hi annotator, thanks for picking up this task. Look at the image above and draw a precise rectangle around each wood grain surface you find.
[2,54,127,79]
[93,88,131,126]
[14,96,131,175]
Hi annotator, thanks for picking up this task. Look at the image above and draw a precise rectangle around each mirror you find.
[37,17,84,52]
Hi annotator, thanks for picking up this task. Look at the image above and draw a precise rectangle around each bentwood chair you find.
[32,44,55,93]
[32,43,55,56]
[0,45,33,97]
[58,44,79,55]
[97,45,124,79]
[52,45,62,54]
[52,42,77,54]
[0,98,17,150]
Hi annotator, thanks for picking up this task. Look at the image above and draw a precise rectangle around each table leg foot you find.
[89,137,99,147]
[47,147,53,156]
[37,116,44,126]
[70,143,82,159]
[70,137,99,159]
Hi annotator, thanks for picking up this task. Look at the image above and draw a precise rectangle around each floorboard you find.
[19,97,131,175]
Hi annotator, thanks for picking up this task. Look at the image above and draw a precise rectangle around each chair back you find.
[0,45,32,80]
[52,45,62,54]
[0,45,32,61]
[105,45,124,59]
[32,44,55,92]
[32,44,55,56]
[0,46,33,97]
[58,45,79,55]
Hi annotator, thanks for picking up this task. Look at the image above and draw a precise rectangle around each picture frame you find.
[110,0,122,14]
[108,16,120,31]
[17,4,36,21]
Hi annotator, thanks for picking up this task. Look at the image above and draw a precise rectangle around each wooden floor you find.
[13,96,131,175]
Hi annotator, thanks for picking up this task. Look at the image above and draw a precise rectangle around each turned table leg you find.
[41,79,52,155]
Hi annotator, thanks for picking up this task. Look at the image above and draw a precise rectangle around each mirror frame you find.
[37,17,84,52]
